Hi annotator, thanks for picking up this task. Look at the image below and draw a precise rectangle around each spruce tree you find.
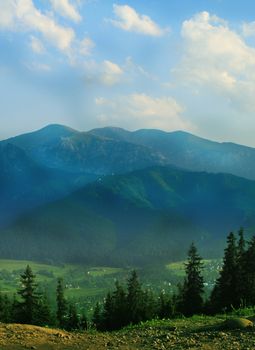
[56,278,67,328]
[242,236,255,306]
[0,294,11,323]
[35,292,53,326]
[16,265,39,324]
[236,228,247,307]
[112,281,127,329]
[66,303,80,331]
[141,289,157,321]
[126,270,143,324]
[158,292,173,319]
[180,243,204,316]
[210,232,238,312]
[79,313,88,330]
[92,302,102,330]
[102,292,115,330]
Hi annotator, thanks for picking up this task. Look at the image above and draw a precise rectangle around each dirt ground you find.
[1,319,255,350]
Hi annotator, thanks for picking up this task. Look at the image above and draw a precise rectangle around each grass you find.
[120,314,227,334]
[0,259,126,304]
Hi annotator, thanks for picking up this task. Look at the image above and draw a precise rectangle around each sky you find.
[1,0,255,146]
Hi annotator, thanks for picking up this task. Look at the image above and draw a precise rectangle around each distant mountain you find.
[0,142,97,226]
[0,124,167,225]
[4,124,167,174]
[90,127,255,180]
[6,124,255,181]
[2,166,255,265]
[2,124,255,265]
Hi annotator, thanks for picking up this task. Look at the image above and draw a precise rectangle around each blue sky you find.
[1,0,255,146]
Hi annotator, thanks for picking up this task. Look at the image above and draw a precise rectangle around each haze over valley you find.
[1,124,255,265]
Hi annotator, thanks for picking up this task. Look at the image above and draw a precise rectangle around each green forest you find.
[0,229,254,332]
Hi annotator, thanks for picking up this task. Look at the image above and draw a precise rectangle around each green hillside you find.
[1,166,255,265]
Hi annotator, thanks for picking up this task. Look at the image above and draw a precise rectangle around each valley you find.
[0,258,221,316]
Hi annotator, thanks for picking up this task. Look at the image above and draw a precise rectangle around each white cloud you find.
[82,57,156,87]
[0,1,16,28]
[25,62,51,72]
[29,35,45,54]
[174,11,255,112]
[110,4,166,36]
[242,21,255,37]
[78,37,94,56]
[50,0,81,23]
[0,0,75,51]
[83,60,123,86]
[124,56,157,81]
[95,93,191,130]
[101,60,123,85]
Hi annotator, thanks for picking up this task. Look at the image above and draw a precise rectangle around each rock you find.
[222,318,253,330]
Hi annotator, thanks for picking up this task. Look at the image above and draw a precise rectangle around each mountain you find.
[4,124,167,174]
[90,127,255,180]
[2,166,255,265]
[0,142,97,226]
[2,124,255,265]
[6,124,255,181]
[0,124,167,225]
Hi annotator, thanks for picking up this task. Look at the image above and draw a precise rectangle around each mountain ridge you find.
[1,124,255,264]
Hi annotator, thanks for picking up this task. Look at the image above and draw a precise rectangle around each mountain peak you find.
[38,124,77,135]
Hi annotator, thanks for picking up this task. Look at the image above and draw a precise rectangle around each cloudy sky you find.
[1,0,255,146]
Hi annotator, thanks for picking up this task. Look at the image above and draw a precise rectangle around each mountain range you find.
[1,124,255,265]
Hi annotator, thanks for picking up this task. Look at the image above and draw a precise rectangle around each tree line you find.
[0,266,87,330]
[92,229,255,331]
[0,229,254,332]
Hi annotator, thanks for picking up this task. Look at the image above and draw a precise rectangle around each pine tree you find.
[11,294,20,323]
[158,292,173,319]
[16,265,39,324]
[237,228,245,257]
[35,292,53,326]
[210,232,238,312]
[79,313,88,330]
[66,303,80,331]
[140,289,157,321]
[112,281,127,329]
[92,302,102,330]
[242,236,255,306]
[102,292,115,330]
[236,228,247,307]
[126,270,143,324]
[56,278,67,328]
[0,294,11,323]
[180,243,204,316]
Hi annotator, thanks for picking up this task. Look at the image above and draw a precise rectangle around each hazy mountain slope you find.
[0,142,97,226]
[4,124,167,174]
[6,123,255,181]
[2,166,255,265]
[90,127,255,180]
[0,124,167,225]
